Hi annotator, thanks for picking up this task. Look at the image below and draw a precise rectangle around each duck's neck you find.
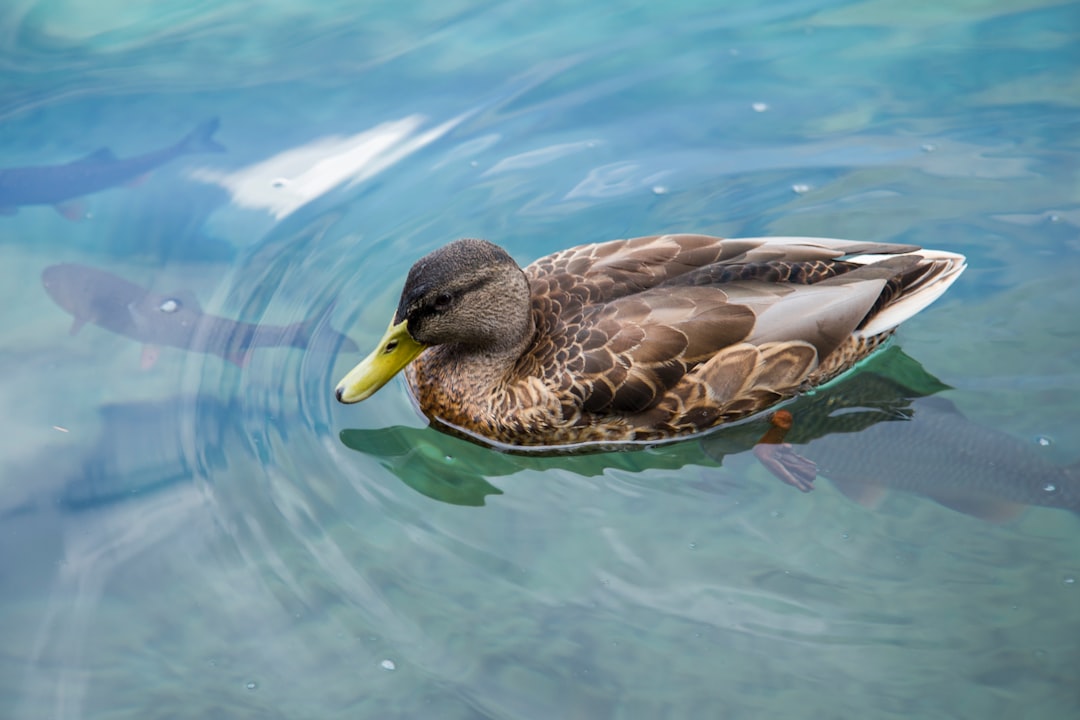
[433,306,535,391]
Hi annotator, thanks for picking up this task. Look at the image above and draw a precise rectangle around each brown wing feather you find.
[535,286,755,415]
[507,234,938,439]
[626,341,819,438]
[526,234,732,302]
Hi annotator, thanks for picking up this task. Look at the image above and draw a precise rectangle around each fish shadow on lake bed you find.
[341,347,1080,517]
[41,262,358,368]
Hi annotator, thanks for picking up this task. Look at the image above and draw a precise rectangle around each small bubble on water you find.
[770,510,783,519]
[380,659,396,671]
[246,681,258,691]
[469,160,478,167]
[651,185,668,195]
[1064,576,1076,586]
[841,532,850,540]
[791,183,810,194]
[1035,435,1052,447]
[1043,483,1056,493]
[920,143,936,152]
[688,542,697,550]
[1048,214,1060,223]
[752,102,769,113]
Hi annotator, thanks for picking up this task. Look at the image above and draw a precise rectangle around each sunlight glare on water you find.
[0,1,1078,718]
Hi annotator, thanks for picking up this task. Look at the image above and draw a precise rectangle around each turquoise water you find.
[2,0,1079,717]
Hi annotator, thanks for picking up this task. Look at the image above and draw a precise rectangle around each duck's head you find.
[335,238,532,403]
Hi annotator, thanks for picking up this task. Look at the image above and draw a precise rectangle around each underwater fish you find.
[703,351,1080,521]
[0,395,255,518]
[793,397,1078,521]
[56,396,235,512]
[0,118,225,219]
[41,263,358,367]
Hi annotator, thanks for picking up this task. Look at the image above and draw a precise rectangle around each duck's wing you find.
[530,238,964,418]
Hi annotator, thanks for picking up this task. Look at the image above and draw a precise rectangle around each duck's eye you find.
[434,292,453,310]
[159,298,180,313]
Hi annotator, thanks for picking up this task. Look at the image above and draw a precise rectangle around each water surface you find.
[1,1,1078,718]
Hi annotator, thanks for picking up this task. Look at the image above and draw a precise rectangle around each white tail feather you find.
[858,249,967,337]
[723,236,966,336]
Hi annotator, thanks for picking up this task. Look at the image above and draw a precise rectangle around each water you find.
[1,1,1078,717]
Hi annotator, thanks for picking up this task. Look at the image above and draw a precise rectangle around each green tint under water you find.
[0,0,1078,718]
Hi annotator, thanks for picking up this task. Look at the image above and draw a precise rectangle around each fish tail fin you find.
[226,350,252,368]
[294,304,359,354]
[180,117,226,154]
[292,315,321,349]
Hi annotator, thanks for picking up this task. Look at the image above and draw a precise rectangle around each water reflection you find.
[339,423,709,507]
[28,344,1056,523]
[341,347,1079,518]
[190,114,469,220]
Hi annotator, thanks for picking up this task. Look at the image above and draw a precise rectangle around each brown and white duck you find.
[335,234,965,448]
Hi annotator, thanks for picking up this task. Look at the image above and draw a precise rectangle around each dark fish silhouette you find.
[42,263,358,367]
[702,348,1080,521]
[1,394,265,517]
[0,118,225,219]
[794,395,1080,520]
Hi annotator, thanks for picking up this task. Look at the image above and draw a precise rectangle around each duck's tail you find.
[850,248,967,338]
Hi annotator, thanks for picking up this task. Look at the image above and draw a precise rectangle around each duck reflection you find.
[341,347,1080,517]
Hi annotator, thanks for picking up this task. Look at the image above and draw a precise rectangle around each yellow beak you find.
[335,319,427,403]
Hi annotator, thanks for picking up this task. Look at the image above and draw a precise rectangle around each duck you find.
[335,234,966,448]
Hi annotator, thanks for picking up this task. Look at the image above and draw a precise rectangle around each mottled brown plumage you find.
[336,234,966,448]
